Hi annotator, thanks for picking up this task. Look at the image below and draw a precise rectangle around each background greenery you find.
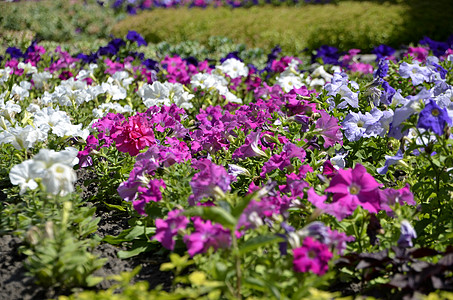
[112,0,453,53]
[1,0,452,55]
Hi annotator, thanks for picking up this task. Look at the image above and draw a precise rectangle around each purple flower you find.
[133,179,166,215]
[377,149,404,174]
[126,30,148,47]
[374,59,389,78]
[153,209,189,250]
[372,44,395,61]
[417,99,452,135]
[6,47,24,59]
[188,159,233,205]
[398,220,417,248]
[232,130,266,159]
[183,218,231,256]
[312,45,341,65]
[293,237,332,275]
[380,184,415,212]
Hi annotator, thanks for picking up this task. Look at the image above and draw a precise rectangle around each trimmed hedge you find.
[0,0,117,42]
[112,1,453,53]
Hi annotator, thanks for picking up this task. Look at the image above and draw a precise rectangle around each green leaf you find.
[117,240,153,259]
[239,235,284,255]
[102,202,126,211]
[231,190,260,219]
[85,275,104,287]
[184,206,236,229]
[103,226,155,245]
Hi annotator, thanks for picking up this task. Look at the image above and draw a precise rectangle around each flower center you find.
[308,250,317,259]
[357,120,364,128]
[55,165,65,174]
[349,183,361,195]
[431,108,440,117]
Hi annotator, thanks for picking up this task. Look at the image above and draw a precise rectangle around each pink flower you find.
[153,209,189,250]
[111,114,156,156]
[308,164,382,220]
[405,47,429,62]
[350,62,374,74]
[293,237,332,275]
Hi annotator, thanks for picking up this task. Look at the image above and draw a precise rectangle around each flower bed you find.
[1,32,453,299]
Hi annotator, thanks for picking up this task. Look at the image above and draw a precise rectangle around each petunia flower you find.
[183,218,231,256]
[152,209,189,250]
[292,237,332,275]
[308,164,382,220]
[417,99,452,135]
[398,220,417,248]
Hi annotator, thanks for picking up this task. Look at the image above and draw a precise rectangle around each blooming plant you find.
[1,31,453,299]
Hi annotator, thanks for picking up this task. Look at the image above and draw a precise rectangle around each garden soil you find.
[0,169,172,300]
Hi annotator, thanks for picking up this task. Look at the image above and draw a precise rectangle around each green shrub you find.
[112,1,453,54]
[0,0,117,42]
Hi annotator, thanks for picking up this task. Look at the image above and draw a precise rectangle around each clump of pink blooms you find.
[293,237,333,275]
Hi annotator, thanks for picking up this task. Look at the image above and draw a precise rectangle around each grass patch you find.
[112,1,453,53]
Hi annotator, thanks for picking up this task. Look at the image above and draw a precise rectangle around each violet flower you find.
[417,99,452,135]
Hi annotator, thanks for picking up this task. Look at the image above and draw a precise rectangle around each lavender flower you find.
[399,62,432,86]
[397,220,417,248]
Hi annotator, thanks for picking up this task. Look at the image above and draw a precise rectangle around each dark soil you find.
[0,168,173,300]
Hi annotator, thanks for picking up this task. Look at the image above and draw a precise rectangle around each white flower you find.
[112,71,133,88]
[10,81,31,101]
[276,74,303,93]
[9,160,38,195]
[17,62,38,75]
[42,163,77,196]
[102,81,126,100]
[30,147,79,196]
[0,125,46,150]
[0,98,21,122]
[32,71,52,89]
[0,67,11,84]
[76,63,98,81]
[92,102,133,119]
[33,107,71,133]
[217,58,249,79]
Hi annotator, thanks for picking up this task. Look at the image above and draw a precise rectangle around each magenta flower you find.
[315,110,343,148]
[133,178,166,215]
[183,218,231,257]
[153,210,189,251]
[260,143,306,177]
[308,164,382,220]
[232,130,266,159]
[293,237,332,275]
[188,159,233,205]
[111,114,156,156]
